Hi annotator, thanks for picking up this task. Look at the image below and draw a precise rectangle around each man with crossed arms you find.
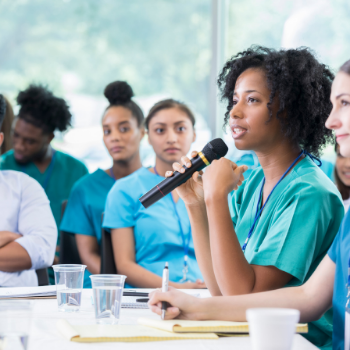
[0,94,56,287]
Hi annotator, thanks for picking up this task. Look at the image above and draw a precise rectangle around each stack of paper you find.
[0,285,56,299]
[137,318,309,335]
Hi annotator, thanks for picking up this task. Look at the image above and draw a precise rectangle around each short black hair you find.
[218,46,334,157]
[104,81,144,126]
[0,94,6,129]
[17,84,72,134]
[145,99,196,131]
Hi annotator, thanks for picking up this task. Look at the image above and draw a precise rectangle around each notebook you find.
[137,318,309,334]
[57,319,218,342]
[0,286,56,299]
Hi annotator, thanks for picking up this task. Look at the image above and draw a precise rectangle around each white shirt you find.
[344,197,350,213]
[0,170,57,287]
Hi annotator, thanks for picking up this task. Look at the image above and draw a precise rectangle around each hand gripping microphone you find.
[139,138,229,208]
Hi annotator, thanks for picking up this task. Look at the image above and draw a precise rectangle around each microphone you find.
[139,138,228,208]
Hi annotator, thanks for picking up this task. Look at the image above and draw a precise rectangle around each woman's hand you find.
[202,158,247,200]
[148,287,206,320]
[171,279,206,289]
[166,151,205,206]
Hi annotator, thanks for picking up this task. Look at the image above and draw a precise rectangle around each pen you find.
[161,262,169,320]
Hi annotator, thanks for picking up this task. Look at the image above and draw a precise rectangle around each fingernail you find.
[186,163,191,167]
[181,168,185,173]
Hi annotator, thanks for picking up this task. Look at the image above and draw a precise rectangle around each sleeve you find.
[231,180,246,228]
[60,181,95,236]
[249,183,344,283]
[102,182,136,230]
[328,228,340,263]
[15,175,57,270]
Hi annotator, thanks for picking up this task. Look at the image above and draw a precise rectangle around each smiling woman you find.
[168,46,344,350]
[60,81,145,288]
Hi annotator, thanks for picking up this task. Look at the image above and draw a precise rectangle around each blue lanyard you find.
[21,149,57,192]
[109,167,117,181]
[242,150,321,253]
[153,166,190,281]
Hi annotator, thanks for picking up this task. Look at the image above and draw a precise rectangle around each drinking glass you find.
[0,300,33,350]
[90,274,126,324]
[52,264,86,312]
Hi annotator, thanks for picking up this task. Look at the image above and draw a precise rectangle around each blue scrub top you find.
[60,169,115,288]
[103,167,203,288]
[328,210,350,350]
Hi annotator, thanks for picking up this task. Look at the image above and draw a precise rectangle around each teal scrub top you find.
[231,156,344,350]
[328,209,350,350]
[103,167,203,289]
[60,169,115,288]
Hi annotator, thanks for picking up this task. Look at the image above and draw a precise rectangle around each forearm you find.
[0,242,32,272]
[82,253,101,275]
[202,285,324,323]
[206,194,255,295]
[117,261,166,288]
[0,231,21,248]
[186,203,221,296]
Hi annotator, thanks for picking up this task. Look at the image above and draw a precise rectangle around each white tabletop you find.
[27,289,318,350]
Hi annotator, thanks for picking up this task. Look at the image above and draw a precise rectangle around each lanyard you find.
[21,149,56,192]
[241,150,321,253]
[153,166,190,282]
[109,167,117,181]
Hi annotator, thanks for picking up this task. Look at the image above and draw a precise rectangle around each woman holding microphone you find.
[150,58,350,350]
[158,46,343,349]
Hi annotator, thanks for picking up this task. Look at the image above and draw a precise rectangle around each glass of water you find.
[52,264,86,312]
[90,274,126,324]
[0,300,33,350]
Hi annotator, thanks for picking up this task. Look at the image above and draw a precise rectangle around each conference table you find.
[28,289,318,350]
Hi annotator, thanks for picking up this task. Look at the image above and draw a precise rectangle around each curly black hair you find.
[0,94,5,128]
[104,81,144,126]
[218,46,334,156]
[17,84,72,134]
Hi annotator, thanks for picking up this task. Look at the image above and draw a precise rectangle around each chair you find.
[59,200,82,264]
[100,214,117,274]
[36,268,49,286]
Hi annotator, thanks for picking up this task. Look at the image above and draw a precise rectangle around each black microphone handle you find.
[139,155,206,208]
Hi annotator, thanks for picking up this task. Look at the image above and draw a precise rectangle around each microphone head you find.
[202,138,228,163]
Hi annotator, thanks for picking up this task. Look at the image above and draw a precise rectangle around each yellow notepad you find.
[137,318,309,334]
[56,320,218,343]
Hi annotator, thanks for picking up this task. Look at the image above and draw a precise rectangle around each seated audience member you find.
[149,59,350,350]
[0,85,88,283]
[165,46,343,349]
[0,94,57,287]
[334,143,350,212]
[60,81,145,288]
[103,99,205,289]
[0,95,14,155]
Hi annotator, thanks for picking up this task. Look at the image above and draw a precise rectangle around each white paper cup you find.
[246,308,300,350]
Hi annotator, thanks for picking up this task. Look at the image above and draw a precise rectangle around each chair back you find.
[100,214,117,274]
[59,200,82,264]
[36,268,49,286]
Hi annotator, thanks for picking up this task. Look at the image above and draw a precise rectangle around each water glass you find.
[246,308,300,350]
[0,300,33,350]
[90,274,126,324]
[52,264,86,312]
